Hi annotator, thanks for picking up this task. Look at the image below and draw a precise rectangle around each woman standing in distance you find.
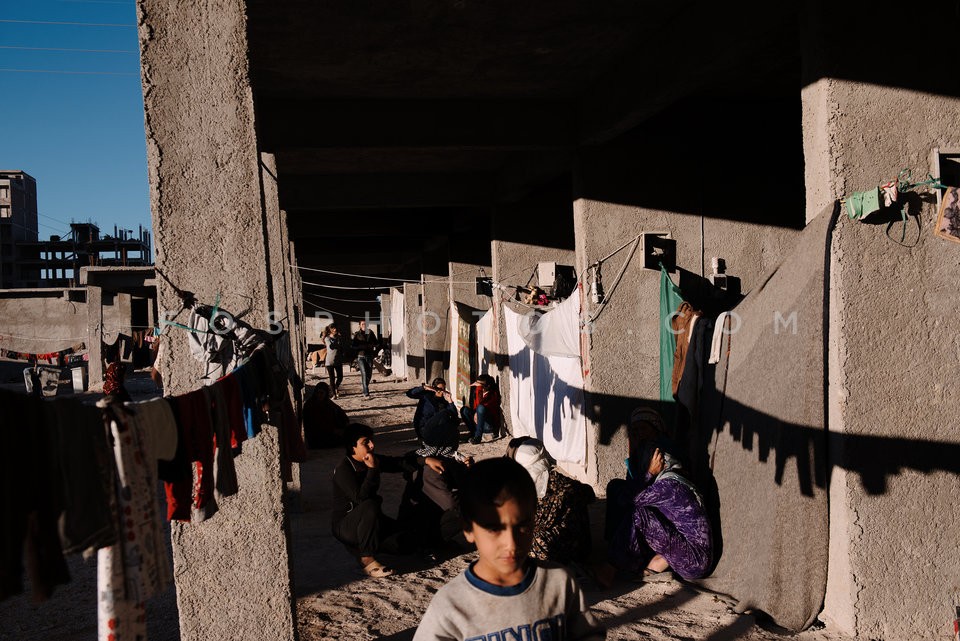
[324,323,344,398]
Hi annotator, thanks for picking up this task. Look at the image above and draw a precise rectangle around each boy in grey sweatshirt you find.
[413,458,605,641]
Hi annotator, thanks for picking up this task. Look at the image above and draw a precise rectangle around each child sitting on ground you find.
[413,458,605,641]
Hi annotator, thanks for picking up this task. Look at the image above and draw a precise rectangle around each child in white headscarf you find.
[507,437,595,565]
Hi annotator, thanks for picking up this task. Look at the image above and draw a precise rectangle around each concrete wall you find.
[138,0,296,639]
[403,282,425,381]
[804,77,960,639]
[570,90,805,490]
[304,315,327,347]
[0,289,88,353]
[448,261,492,312]
[571,207,798,490]
[0,288,147,390]
[422,272,451,382]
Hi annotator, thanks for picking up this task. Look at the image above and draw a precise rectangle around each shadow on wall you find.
[488,348,960,498]
[405,354,425,380]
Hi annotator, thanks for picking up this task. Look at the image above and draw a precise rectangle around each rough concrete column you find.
[403,283,425,381]
[490,202,576,448]
[86,285,103,388]
[803,55,960,641]
[137,1,295,640]
[421,273,450,382]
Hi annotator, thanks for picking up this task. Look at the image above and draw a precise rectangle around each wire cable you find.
[0,45,137,53]
[0,68,137,76]
[302,279,391,291]
[297,265,421,282]
[306,292,382,303]
[0,19,136,27]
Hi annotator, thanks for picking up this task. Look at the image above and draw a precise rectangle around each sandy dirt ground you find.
[291,369,850,641]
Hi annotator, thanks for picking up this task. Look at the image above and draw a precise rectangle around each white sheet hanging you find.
[476,308,495,378]
[390,288,406,377]
[517,292,581,358]
[504,305,587,465]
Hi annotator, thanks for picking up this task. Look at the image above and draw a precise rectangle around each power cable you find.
[297,265,420,283]
[0,68,137,76]
[0,45,137,53]
[0,19,136,27]
[302,279,391,291]
[306,292,382,303]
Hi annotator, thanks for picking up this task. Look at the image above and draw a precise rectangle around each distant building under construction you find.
[17,222,152,288]
[0,169,151,288]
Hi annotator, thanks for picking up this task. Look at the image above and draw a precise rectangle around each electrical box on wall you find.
[536,262,576,298]
[642,232,676,272]
[932,148,960,208]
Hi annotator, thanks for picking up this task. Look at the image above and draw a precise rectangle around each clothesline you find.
[0,333,86,342]
[302,295,371,320]
[296,264,510,286]
[2,336,306,637]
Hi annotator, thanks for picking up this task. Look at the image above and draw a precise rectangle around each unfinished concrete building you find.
[0,170,39,288]
[137,1,960,640]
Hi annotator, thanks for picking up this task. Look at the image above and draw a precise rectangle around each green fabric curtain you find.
[659,264,683,404]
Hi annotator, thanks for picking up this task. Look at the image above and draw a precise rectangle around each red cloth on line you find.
[163,389,215,522]
[218,374,248,450]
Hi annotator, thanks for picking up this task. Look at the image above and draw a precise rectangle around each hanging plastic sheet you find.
[504,305,586,465]
[517,292,581,358]
[475,308,495,378]
[693,204,838,631]
[390,287,406,377]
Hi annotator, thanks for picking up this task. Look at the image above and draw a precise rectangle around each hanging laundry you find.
[205,382,239,498]
[51,400,117,556]
[671,301,702,397]
[97,400,175,641]
[475,308,496,379]
[1,391,71,602]
[2,343,86,365]
[186,309,235,381]
[165,390,216,523]
[218,372,249,451]
[708,312,732,365]
[504,305,587,465]
[516,290,582,359]
[659,265,683,405]
[675,315,712,473]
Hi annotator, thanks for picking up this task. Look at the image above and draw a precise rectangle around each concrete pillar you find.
[421,272,450,382]
[403,283,425,381]
[490,201,577,446]
[86,285,103,389]
[138,1,296,640]
[803,7,960,637]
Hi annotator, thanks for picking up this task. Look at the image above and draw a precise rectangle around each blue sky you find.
[0,0,150,243]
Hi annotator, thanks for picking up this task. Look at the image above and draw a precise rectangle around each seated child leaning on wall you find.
[413,458,605,641]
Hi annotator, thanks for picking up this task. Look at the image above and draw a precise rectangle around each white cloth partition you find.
[517,292,581,358]
[390,287,406,378]
[504,305,586,464]
[476,308,495,378]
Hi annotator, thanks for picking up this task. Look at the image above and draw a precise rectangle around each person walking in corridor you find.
[352,319,379,399]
